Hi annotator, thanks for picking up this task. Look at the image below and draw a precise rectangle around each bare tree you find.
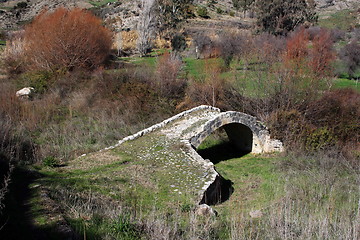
[137,0,157,57]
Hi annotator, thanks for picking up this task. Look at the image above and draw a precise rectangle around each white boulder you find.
[195,204,217,217]
[16,87,34,98]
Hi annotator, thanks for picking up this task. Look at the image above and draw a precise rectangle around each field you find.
[3,134,357,239]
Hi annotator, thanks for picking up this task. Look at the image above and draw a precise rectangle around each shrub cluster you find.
[5,8,112,72]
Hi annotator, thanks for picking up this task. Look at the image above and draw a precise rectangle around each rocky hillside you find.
[1,0,359,32]
[0,0,359,50]
[0,0,142,30]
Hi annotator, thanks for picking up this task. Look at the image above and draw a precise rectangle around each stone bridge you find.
[95,105,283,205]
[110,105,283,154]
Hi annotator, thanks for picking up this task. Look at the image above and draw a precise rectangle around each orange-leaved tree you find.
[309,29,335,79]
[283,27,309,73]
[24,8,113,71]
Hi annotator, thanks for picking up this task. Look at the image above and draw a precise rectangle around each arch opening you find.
[195,123,254,205]
[196,123,253,164]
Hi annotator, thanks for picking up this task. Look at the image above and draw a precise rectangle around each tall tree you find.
[137,0,157,56]
[255,0,317,36]
[232,0,255,16]
[157,0,194,30]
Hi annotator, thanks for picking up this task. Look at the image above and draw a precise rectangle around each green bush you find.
[17,70,54,94]
[305,127,337,152]
[171,34,187,52]
[111,214,139,239]
[15,2,28,9]
[197,6,209,18]
[43,156,59,167]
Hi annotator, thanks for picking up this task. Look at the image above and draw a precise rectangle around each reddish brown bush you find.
[306,89,360,145]
[23,8,112,71]
[309,29,336,78]
[267,89,360,159]
[284,28,309,68]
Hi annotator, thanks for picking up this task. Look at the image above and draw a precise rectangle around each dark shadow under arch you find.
[196,123,253,164]
[196,123,254,205]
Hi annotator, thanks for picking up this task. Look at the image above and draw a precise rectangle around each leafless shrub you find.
[3,30,25,75]
[178,60,227,109]
[254,32,286,65]
[330,28,346,42]
[306,26,322,40]
[351,27,360,41]
[266,88,360,162]
[340,40,360,79]
[155,51,186,99]
[23,8,112,71]
[192,32,218,59]
[137,0,157,56]
[217,31,246,67]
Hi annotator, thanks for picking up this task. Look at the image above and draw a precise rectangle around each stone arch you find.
[190,111,282,154]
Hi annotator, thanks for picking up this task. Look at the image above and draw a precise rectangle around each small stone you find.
[195,204,217,217]
[249,210,263,218]
[16,87,34,99]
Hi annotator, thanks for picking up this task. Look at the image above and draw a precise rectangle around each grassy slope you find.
[88,0,118,7]
[129,54,360,95]
[333,78,360,92]
[25,127,357,239]
[318,9,359,30]
[196,135,359,239]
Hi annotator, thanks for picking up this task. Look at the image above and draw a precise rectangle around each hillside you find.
[1,0,359,32]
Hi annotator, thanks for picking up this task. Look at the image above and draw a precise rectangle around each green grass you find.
[10,137,359,239]
[183,57,224,80]
[0,6,12,11]
[333,78,360,92]
[119,56,158,68]
[215,154,284,212]
[66,214,140,240]
[88,0,118,7]
[212,153,358,238]
[318,9,359,30]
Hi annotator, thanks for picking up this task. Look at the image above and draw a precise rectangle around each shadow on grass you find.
[197,141,250,164]
[0,167,77,240]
